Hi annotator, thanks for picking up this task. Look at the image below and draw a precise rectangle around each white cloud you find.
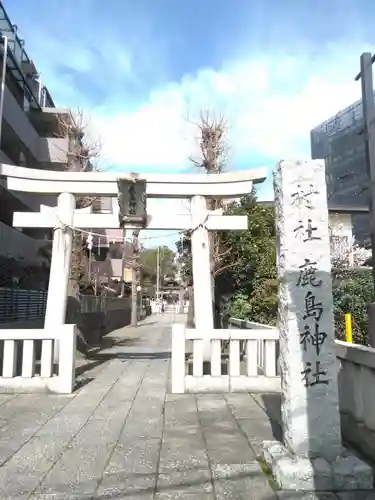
[92,42,369,172]
[88,42,370,248]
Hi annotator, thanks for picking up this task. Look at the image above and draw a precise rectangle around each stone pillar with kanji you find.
[262,160,373,492]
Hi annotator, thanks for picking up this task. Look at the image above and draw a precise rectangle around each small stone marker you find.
[262,160,373,492]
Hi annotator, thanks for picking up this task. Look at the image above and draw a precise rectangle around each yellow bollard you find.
[345,313,352,343]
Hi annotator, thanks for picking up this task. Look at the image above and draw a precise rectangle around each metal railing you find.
[0,287,47,322]
[0,288,133,323]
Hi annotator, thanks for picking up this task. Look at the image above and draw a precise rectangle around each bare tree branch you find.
[188,109,234,278]
[53,109,107,292]
[55,108,103,173]
[188,110,230,174]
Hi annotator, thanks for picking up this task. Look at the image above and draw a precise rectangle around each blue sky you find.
[4,0,375,246]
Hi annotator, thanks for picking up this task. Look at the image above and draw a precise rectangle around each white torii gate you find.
[0,164,267,370]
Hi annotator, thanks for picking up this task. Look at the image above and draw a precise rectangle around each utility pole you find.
[355,52,375,346]
[160,246,164,308]
[131,229,140,326]
[156,245,160,309]
[120,228,126,297]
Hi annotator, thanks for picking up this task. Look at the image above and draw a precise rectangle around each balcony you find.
[37,136,69,164]
[28,107,73,138]
[2,86,70,166]
[0,3,51,113]
[3,85,39,158]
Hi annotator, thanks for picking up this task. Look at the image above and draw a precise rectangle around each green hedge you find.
[230,267,374,345]
[333,267,374,345]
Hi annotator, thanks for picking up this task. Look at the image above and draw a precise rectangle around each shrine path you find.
[0,314,343,499]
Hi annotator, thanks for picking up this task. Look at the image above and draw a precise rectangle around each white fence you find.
[171,323,280,393]
[0,324,76,393]
[228,317,279,375]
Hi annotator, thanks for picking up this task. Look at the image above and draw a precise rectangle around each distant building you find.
[83,196,133,287]
[310,96,371,246]
[89,226,134,286]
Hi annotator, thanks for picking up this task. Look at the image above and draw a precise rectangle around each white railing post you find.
[229,338,240,377]
[264,339,276,377]
[3,340,17,377]
[182,327,280,393]
[171,323,186,393]
[56,325,77,394]
[211,338,222,376]
[246,339,258,376]
[22,340,35,378]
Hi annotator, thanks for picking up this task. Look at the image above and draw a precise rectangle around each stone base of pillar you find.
[261,441,373,493]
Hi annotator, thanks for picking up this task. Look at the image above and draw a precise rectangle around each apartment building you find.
[0,2,78,267]
[310,97,371,246]
[0,2,135,290]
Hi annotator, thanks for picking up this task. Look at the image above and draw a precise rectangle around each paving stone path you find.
[0,314,354,500]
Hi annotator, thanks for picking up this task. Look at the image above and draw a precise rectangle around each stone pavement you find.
[0,314,369,500]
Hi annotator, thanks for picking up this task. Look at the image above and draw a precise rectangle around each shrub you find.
[333,268,374,345]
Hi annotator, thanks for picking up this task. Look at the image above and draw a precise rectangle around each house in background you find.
[87,198,134,291]
[258,200,358,265]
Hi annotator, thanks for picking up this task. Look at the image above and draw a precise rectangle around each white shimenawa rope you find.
[52,209,210,247]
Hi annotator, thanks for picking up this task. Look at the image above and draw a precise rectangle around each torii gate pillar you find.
[44,193,75,372]
[191,195,214,357]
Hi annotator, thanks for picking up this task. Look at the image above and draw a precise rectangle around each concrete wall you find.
[0,319,44,329]
[229,317,375,463]
[336,341,375,463]
[65,292,132,350]
[0,221,45,263]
